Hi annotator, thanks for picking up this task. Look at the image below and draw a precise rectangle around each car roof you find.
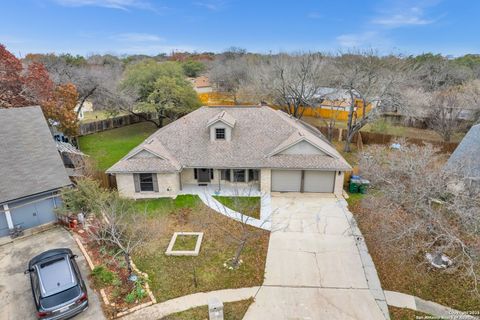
[31,250,77,297]
[29,248,73,268]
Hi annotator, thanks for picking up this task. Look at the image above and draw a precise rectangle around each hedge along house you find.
[0,107,71,237]
[107,106,352,199]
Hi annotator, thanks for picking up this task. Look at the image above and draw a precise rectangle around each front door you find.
[198,168,211,183]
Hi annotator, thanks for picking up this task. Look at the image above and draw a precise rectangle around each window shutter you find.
[133,174,140,192]
[152,174,159,192]
[194,169,198,179]
[210,169,214,179]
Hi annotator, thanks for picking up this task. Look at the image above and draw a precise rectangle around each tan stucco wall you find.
[334,171,344,196]
[260,168,271,194]
[116,173,180,199]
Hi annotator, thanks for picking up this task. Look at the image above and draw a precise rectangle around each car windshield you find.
[37,255,77,297]
[40,286,81,309]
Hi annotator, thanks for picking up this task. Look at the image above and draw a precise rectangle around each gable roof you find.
[0,106,71,204]
[206,110,236,128]
[107,106,351,174]
[446,124,480,178]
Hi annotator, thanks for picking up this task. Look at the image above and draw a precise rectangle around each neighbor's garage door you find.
[304,171,335,193]
[271,170,302,192]
[10,197,57,230]
[271,170,336,193]
[0,212,9,237]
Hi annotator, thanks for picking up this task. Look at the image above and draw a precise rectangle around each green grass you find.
[134,201,269,303]
[78,122,158,170]
[172,235,199,251]
[345,193,364,208]
[160,298,254,320]
[133,195,201,217]
[213,196,261,219]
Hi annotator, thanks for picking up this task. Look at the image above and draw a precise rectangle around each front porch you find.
[179,183,261,197]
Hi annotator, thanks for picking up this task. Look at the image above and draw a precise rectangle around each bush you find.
[91,265,116,288]
[124,278,146,304]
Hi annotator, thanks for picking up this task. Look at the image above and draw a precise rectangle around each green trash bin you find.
[358,184,367,194]
[349,179,360,193]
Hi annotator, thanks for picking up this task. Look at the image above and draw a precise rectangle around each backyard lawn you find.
[78,122,158,170]
[161,299,253,320]
[213,196,261,219]
[132,196,269,303]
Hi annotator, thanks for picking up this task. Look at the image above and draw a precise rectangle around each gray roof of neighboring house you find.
[107,106,351,174]
[446,124,480,178]
[0,106,71,204]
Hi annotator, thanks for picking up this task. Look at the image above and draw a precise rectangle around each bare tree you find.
[208,55,250,104]
[250,53,326,118]
[426,88,467,142]
[329,51,407,151]
[359,143,480,294]
[87,194,151,275]
[201,187,269,268]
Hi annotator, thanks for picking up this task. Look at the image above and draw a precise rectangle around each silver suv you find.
[25,248,89,319]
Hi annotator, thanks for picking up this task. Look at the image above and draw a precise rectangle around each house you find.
[73,100,94,120]
[298,87,374,120]
[445,123,480,190]
[107,106,351,199]
[0,106,71,237]
[189,75,213,93]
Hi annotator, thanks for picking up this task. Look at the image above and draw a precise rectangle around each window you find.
[233,169,246,182]
[215,128,226,140]
[139,173,154,191]
[221,169,231,181]
[248,169,259,181]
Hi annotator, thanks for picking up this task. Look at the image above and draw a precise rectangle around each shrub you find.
[91,265,116,288]
[124,278,146,304]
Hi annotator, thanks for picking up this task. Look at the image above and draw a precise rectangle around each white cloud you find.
[113,33,164,42]
[336,31,379,48]
[371,6,435,27]
[53,0,154,11]
[118,44,197,55]
[193,0,228,11]
[307,12,322,19]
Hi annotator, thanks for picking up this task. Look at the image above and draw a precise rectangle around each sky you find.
[1,0,479,57]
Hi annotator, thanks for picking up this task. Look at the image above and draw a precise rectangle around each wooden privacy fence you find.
[318,126,459,154]
[78,112,157,136]
[91,171,117,190]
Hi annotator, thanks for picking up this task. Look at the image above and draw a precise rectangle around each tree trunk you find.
[125,252,132,275]
[233,239,247,267]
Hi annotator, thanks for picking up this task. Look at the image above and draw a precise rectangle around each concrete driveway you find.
[244,194,386,320]
[0,227,105,320]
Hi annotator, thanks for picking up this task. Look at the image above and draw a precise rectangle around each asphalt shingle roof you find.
[0,106,71,204]
[446,124,480,178]
[107,106,351,173]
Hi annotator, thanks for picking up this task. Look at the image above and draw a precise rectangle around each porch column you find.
[3,204,14,229]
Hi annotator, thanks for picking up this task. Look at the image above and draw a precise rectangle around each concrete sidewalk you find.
[243,195,388,320]
[120,287,260,320]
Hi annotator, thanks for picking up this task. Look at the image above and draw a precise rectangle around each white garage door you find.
[304,171,335,193]
[271,170,302,192]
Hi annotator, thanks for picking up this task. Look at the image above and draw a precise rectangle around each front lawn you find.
[161,298,253,320]
[133,197,269,302]
[78,122,158,170]
[133,195,201,217]
[213,196,261,219]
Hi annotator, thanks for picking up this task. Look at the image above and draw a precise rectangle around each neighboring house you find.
[0,106,71,237]
[189,75,213,93]
[445,123,480,190]
[107,106,351,199]
[74,101,94,120]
